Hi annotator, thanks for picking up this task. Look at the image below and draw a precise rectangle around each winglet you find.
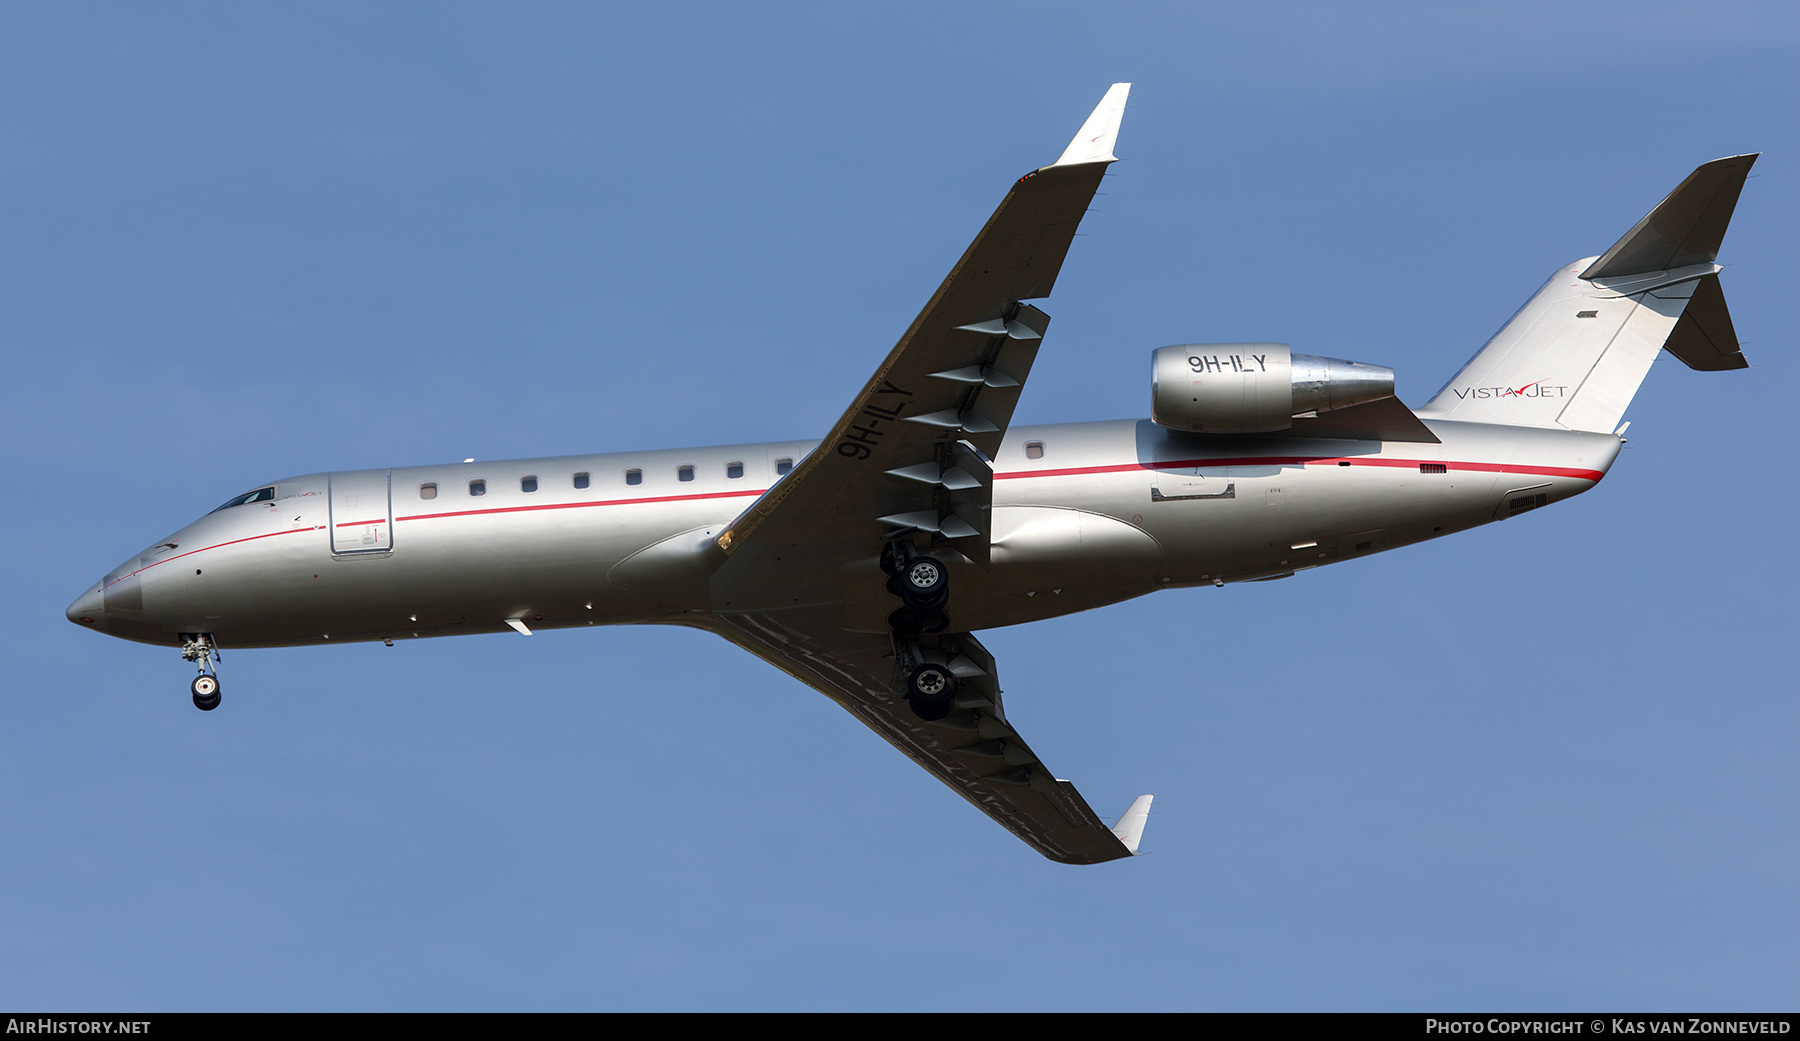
[1051,83,1131,167]
[1110,794,1154,854]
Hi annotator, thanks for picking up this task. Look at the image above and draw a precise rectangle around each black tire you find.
[900,556,948,610]
[191,675,221,712]
[905,663,956,721]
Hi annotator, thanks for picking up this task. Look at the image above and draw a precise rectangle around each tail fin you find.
[1419,155,1755,432]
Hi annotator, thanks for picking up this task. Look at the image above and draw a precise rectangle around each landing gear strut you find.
[181,634,221,711]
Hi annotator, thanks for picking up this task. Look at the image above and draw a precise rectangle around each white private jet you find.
[67,85,1755,864]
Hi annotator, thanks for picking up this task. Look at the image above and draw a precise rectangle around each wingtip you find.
[1051,82,1131,168]
[1110,793,1154,855]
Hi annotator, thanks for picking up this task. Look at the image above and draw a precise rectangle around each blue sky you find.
[3,2,1796,1010]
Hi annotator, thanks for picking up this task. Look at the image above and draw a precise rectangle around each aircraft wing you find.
[702,87,1151,863]
[716,83,1131,568]
[706,605,1150,865]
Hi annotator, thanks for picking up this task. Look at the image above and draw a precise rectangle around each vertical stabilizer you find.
[1419,155,1755,433]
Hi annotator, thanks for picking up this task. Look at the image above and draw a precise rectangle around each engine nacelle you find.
[1150,343,1396,433]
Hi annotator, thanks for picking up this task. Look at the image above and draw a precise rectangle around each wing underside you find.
[707,606,1140,865]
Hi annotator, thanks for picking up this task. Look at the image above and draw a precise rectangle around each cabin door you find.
[328,470,393,554]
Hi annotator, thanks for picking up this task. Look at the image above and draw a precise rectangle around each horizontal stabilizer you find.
[1662,273,1746,371]
[1581,154,1758,279]
[1110,794,1154,855]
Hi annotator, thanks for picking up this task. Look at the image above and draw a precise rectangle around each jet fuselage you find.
[68,417,1621,649]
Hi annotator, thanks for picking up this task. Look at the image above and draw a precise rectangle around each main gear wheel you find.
[905,662,956,721]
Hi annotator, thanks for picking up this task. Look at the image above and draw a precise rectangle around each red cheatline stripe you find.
[108,488,772,583]
[105,456,1602,586]
[105,526,320,588]
[994,456,1604,483]
[394,487,769,523]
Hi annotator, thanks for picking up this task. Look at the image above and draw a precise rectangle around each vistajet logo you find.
[1453,379,1570,401]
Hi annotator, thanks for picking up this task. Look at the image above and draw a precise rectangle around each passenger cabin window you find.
[419,483,438,500]
[469,480,487,496]
[574,472,590,490]
[727,461,744,479]
[521,476,538,493]
[625,469,642,486]
[677,465,695,482]
[208,486,276,513]
[1025,441,1045,460]
[775,458,793,475]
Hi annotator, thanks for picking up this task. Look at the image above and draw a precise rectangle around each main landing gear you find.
[883,541,957,721]
[180,634,221,711]
[903,661,957,721]
[882,540,949,636]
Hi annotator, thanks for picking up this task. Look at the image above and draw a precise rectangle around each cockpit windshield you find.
[209,486,276,514]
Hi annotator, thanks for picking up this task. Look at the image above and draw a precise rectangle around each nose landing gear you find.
[181,634,221,711]
[190,674,220,711]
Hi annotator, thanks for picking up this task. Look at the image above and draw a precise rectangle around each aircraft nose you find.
[67,581,105,628]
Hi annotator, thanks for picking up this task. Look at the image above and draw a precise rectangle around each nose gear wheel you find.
[191,674,220,711]
[180,634,222,712]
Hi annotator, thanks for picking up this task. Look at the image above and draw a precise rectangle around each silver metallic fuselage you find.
[69,417,1621,649]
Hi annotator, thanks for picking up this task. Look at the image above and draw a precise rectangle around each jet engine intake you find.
[1151,343,1395,433]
